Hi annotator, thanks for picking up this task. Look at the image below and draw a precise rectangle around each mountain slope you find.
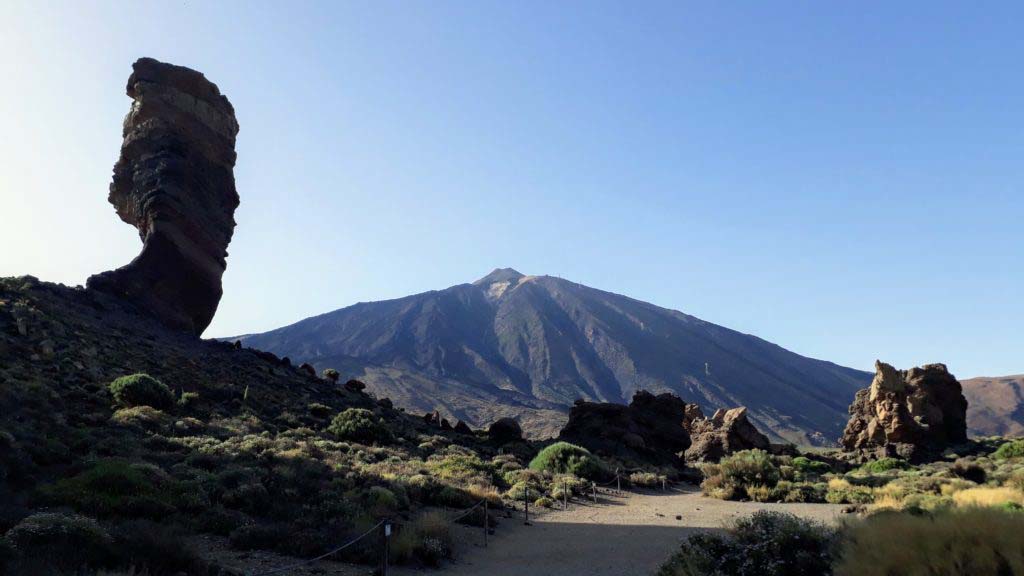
[239,269,872,444]
[961,375,1024,437]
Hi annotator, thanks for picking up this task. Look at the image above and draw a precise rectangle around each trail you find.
[397,486,847,576]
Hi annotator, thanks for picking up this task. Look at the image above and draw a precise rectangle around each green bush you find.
[37,459,193,519]
[791,456,831,479]
[529,442,607,480]
[327,408,393,445]
[835,508,1024,576]
[4,512,113,571]
[858,458,908,473]
[710,449,780,498]
[108,374,174,409]
[993,439,1024,460]
[657,511,836,576]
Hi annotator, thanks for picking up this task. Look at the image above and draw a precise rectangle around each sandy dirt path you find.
[394,485,847,576]
[202,486,847,576]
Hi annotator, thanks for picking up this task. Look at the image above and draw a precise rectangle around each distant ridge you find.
[238,269,874,443]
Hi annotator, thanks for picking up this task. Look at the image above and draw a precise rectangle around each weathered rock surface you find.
[87,57,239,336]
[684,406,771,462]
[488,417,524,444]
[840,361,967,459]
[559,391,692,467]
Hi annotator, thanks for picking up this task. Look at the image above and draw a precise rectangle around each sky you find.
[1,1,1021,378]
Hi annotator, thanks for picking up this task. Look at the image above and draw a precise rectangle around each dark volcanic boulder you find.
[841,361,967,459]
[454,420,473,434]
[488,417,523,444]
[87,58,239,336]
[684,407,771,463]
[559,391,692,467]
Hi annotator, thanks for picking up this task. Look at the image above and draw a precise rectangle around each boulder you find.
[558,390,692,468]
[454,420,473,434]
[87,58,239,336]
[841,361,967,459]
[344,379,367,393]
[298,363,316,377]
[684,407,770,463]
[488,417,523,444]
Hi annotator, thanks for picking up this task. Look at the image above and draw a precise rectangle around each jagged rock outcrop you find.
[87,57,239,336]
[559,391,692,467]
[684,407,771,462]
[841,361,967,459]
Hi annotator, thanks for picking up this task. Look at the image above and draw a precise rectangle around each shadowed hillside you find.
[962,375,1024,437]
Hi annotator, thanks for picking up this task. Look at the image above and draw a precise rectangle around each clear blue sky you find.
[2,1,1021,377]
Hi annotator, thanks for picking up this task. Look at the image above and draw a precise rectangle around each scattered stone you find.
[684,406,770,463]
[86,58,240,337]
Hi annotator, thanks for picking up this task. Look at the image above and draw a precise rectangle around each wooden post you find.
[382,521,392,576]
[483,500,488,547]
[662,478,667,491]
[592,482,597,503]
[524,488,529,524]
[563,480,568,510]
[616,468,621,494]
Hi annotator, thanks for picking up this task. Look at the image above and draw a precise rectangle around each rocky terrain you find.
[961,374,1024,437]
[841,361,967,461]
[237,268,873,445]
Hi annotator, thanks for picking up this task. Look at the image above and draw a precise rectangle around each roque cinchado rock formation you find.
[87,57,239,336]
[841,361,968,459]
[684,406,771,462]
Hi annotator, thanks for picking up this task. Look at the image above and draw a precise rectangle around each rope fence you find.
[248,470,670,575]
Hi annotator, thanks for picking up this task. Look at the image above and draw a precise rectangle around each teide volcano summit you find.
[239,268,871,443]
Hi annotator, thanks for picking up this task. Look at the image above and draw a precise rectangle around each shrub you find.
[37,459,188,519]
[701,449,781,499]
[952,486,1024,508]
[529,442,607,480]
[364,486,400,513]
[108,374,174,409]
[629,472,666,488]
[110,519,208,575]
[835,508,1024,576]
[993,439,1024,460]
[390,511,451,567]
[720,450,780,487]
[791,456,831,479]
[110,406,171,431]
[746,484,774,502]
[825,479,874,505]
[229,523,289,551]
[327,408,392,445]
[322,368,340,383]
[4,512,113,571]
[657,511,836,576]
[308,402,332,419]
[858,458,908,474]
[535,496,554,508]
[177,391,200,408]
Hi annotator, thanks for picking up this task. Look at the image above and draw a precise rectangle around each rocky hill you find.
[961,375,1024,437]
[238,268,873,445]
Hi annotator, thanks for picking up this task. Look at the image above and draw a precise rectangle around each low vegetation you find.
[659,507,1024,576]
[700,441,1024,512]
[528,441,607,479]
